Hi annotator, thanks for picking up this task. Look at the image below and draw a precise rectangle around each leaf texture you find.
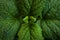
[0,0,20,40]
[18,23,44,40]
[0,18,20,40]
[16,0,46,18]
[41,0,60,40]
[0,0,60,40]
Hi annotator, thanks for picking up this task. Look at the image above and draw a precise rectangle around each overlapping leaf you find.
[0,0,20,40]
[16,0,46,18]
[41,0,60,40]
[18,17,44,40]
[0,0,60,40]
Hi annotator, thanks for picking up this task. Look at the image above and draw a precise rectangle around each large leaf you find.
[0,0,19,17]
[0,0,20,40]
[41,0,60,40]
[17,16,44,40]
[16,0,46,18]
[18,23,44,40]
[0,18,20,40]
[42,0,60,20]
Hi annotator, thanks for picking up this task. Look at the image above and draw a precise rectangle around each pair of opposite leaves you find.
[18,16,44,40]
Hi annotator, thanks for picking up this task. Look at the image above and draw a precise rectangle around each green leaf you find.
[42,20,60,40]
[0,0,19,17]
[0,18,20,40]
[18,23,30,40]
[0,0,20,40]
[42,0,60,20]
[16,0,46,18]
[18,23,44,40]
[41,0,60,40]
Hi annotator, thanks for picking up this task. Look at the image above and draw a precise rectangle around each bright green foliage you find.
[0,0,60,40]
[18,20,44,40]
[18,23,30,40]
[23,16,36,23]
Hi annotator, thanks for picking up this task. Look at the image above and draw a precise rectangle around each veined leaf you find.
[0,18,20,40]
[18,23,44,40]
[0,0,20,40]
[42,0,60,20]
[41,0,60,40]
[16,0,46,18]
[0,0,19,17]
[0,0,60,40]
[18,16,44,40]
